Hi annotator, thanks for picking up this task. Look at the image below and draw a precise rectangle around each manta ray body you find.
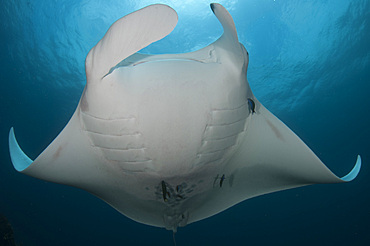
[9,4,361,231]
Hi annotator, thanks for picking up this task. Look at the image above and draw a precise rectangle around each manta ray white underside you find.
[8,3,361,231]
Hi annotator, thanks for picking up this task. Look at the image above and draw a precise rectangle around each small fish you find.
[161,180,168,202]
[220,174,226,187]
[247,98,256,114]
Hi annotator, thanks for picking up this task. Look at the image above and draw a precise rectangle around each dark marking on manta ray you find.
[53,145,63,160]
[220,174,226,187]
[161,180,168,202]
[213,174,227,188]
[213,174,219,187]
[266,118,284,141]
[176,185,182,193]
[159,181,189,205]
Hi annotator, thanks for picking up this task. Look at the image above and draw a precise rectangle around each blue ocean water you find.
[0,0,369,245]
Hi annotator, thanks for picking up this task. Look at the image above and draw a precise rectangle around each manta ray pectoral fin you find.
[8,110,106,189]
[85,4,178,81]
[229,102,362,188]
[188,100,361,224]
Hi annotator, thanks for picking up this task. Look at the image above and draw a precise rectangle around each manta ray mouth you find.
[104,57,207,78]
[127,58,207,66]
[104,46,219,78]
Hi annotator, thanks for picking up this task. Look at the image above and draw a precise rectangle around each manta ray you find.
[8,3,361,232]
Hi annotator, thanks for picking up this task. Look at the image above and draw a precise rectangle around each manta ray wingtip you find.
[8,127,33,172]
[340,155,361,182]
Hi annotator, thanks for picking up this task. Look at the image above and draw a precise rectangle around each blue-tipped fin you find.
[8,127,33,172]
[340,155,361,182]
